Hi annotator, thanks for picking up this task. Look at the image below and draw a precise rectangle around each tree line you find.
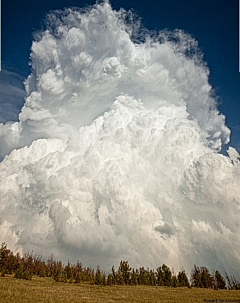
[0,243,239,290]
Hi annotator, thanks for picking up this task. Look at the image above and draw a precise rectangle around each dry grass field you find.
[0,275,239,303]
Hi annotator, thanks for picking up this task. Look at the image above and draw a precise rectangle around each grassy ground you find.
[0,275,239,303]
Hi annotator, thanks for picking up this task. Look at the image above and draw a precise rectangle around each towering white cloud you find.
[0,1,239,277]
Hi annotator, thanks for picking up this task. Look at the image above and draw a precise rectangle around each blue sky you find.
[1,0,240,152]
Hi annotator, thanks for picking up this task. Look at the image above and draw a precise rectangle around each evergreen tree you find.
[39,266,47,277]
[200,267,214,288]
[22,269,32,280]
[214,271,226,289]
[64,262,72,280]
[139,267,149,285]
[1,269,6,277]
[118,261,131,285]
[225,273,240,290]
[75,272,82,283]
[131,268,138,285]
[47,254,55,277]
[162,264,172,286]
[107,273,113,285]
[53,267,62,282]
[191,265,203,288]
[156,266,164,286]
[111,266,117,285]
[149,270,156,286]
[14,266,24,279]
[62,272,68,283]
[177,269,190,287]
[102,273,106,285]
[191,266,214,288]
[171,275,178,287]
[0,243,11,271]
[0,243,19,274]
[94,266,102,285]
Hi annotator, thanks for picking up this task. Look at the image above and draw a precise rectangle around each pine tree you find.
[64,262,72,280]
[118,261,131,285]
[14,266,24,279]
[191,265,203,287]
[156,266,164,286]
[94,266,102,285]
[47,254,55,277]
[111,266,117,285]
[162,264,172,286]
[53,267,62,282]
[0,243,18,274]
[22,269,32,280]
[139,267,149,285]
[200,267,214,288]
[75,272,82,283]
[191,266,214,288]
[214,271,226,289]
[171,275,178,287]
[177,269,190,287]
[102,273,106,285]
[149,270,156,286]
[107,273,113,285]
[225,273,240,290]
[0,243,10,271]
[39,266,47,277]
[62,272,68,283]
[131,268,138,285]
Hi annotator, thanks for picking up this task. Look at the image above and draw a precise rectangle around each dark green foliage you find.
[1,242,239,290]
[46,254,56,277]
[149,270,156,286]
[191,266,214,288]
[74,272,81,283]
[111,266,117,285]
[1,269,6,277]
[22,269,33,280]
[14,266,32,280]
[53,267,62,282]
[162,264,172,286]
[171,275,178,287]
[107,273,113,285]
[156,264,173,286]
[156,266,164,286]
[214,270,226,289]
[102,273,106,286]
[138,267,149,285]
[0,243,20,274]
[64,262,72,280]
[130,269,138,285]
[62,272,68,283]
[95,266,102,285]
[14,266,24,279]
[39,266,47,277]
[201,267,214,288]
[117,261,132,285]
[225,273,240,290]
[84,267,95,283]
[177,269,190,287]
[0,243,10,271]
[191,265,203,287]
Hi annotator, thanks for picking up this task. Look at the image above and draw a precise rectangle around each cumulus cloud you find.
[0,1,239,277]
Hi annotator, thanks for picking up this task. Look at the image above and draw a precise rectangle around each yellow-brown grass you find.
[0,275,239,302]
